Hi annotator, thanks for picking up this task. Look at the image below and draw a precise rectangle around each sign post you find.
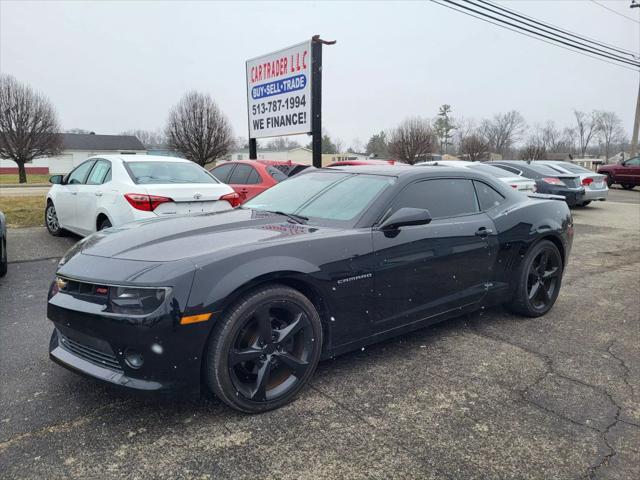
[246,36,334,167]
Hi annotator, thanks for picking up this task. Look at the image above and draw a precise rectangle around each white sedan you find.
[416,160,536,192]
[45,155,239,237]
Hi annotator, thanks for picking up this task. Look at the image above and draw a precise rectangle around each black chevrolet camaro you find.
[48,166,573,412]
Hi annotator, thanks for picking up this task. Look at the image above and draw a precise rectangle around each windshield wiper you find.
[271,210,309,224]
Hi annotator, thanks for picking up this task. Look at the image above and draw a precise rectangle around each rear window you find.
[468,163,514,178]
[555,163,591,174]
[524,163,570,176]
[266,166,288,182]
[125,161,219,184]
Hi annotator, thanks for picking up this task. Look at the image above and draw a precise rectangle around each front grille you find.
[58,332,122,372]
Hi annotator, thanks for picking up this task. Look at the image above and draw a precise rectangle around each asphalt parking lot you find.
[1,190,638,479]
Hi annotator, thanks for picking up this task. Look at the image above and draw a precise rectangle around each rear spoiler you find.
[527,192,565,201]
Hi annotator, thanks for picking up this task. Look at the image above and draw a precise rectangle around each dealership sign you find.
[246,41,312,138]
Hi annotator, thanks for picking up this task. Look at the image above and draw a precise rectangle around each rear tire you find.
[98,217,112,231]
[621,184,634,190]
[205,284,323,413]
[580,201,591,207]
[506,240,563,317]
[45,201,65,237]
[0,236,7,277]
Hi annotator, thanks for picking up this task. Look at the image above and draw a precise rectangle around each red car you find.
[597,156,640,190]
[326,159,407,167]
[209,160,309,203]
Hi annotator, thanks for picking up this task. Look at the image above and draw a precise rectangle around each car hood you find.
[66,209,331,262]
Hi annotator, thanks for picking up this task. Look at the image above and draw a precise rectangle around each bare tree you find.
[573,110,599,157]
[0,75,62,183]
[165,91,233,166]
[459,134,489,161]
[595,111,625,161]
[388,117,435,164]
[265,137,301,150]
[480,111,526,156]
[120,129,167,149]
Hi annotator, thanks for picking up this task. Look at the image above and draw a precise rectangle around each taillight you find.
[220,191,242,208]
[541,177,564,185]
[511,184,518,189]
[124,193,173,211]
[582,178,593,186]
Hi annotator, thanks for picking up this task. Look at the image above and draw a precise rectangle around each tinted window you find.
[468,163,514,178]
[86,160,111,185]
[625,157,640,166]
[266,166,288,182]
[555,162,591,174]
[125,161,218,184]
[523,163,568,176]
[245,171,394,223]
[246,166,260,184]
[210,163,235,183]
[67,160,95,185]
[474,181,505,210]
[228,164,253,184]
[393,179,479,219]
[492,164,522,175]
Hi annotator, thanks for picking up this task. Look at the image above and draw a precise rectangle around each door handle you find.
[475,227,493,237]
[95,191,103,197]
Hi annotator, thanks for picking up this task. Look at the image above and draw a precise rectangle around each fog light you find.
[124,349,144,369]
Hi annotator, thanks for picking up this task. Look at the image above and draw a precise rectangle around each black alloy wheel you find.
[45,202,64,237]
[205,285,322,413]
[507,240,563,317]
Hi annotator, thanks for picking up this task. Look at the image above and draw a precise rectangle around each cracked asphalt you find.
[1,191,638,479]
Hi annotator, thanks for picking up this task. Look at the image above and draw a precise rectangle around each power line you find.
[470,0,638,62]
[430,0,640,72]
[477,0,638,58]
[437,0,640,68]
[589,0,640,24]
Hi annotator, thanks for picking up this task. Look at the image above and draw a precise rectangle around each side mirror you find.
[49,175,63,184]
[379,207,432,230]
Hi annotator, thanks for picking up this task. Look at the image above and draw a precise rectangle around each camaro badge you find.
[336,273,373,285]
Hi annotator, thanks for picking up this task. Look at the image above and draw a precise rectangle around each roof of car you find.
[90,154,192,163]
[222,159,306,166]
[319,165,475,177]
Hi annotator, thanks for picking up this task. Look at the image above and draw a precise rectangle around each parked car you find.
[326,159,408,167]
[597,156,640,190]
[538,161,608,206]
[209,160,309,203]
[490,161,585,207]
[416,160,536,192]
[45,155,238,237]
[48,165,572,413]
[0,211,6,277]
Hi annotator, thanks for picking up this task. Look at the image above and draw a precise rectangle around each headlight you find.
[109,286,170,315]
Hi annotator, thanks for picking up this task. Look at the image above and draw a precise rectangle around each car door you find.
[227,164,255,202]
[75,159,111,235]
[55,160,96,232]
[371,178,498,329]
[619,157,640,185]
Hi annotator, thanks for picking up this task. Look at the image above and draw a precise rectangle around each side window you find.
[393,179,479,219]
[228,164,253,184]
[86,160,112,185]
[66,160,96,185]
[266,166,288,183]
[246,167,260,184]
[210,163,235,183]
[474,181,505,211]
[625,157,640,166]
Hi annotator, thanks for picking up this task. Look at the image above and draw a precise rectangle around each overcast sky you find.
[1,0,638,148]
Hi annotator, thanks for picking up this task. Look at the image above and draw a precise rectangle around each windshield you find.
[244,171,394,223]
[125,161,219,184]
[468,163,515,178]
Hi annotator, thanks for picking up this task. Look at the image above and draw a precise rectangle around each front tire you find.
[45,201,65,237]
[0,236,7,277]
[506,240,563,317]
[205,284,323,413]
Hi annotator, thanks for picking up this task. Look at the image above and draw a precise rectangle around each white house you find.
[0,133,146,174]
